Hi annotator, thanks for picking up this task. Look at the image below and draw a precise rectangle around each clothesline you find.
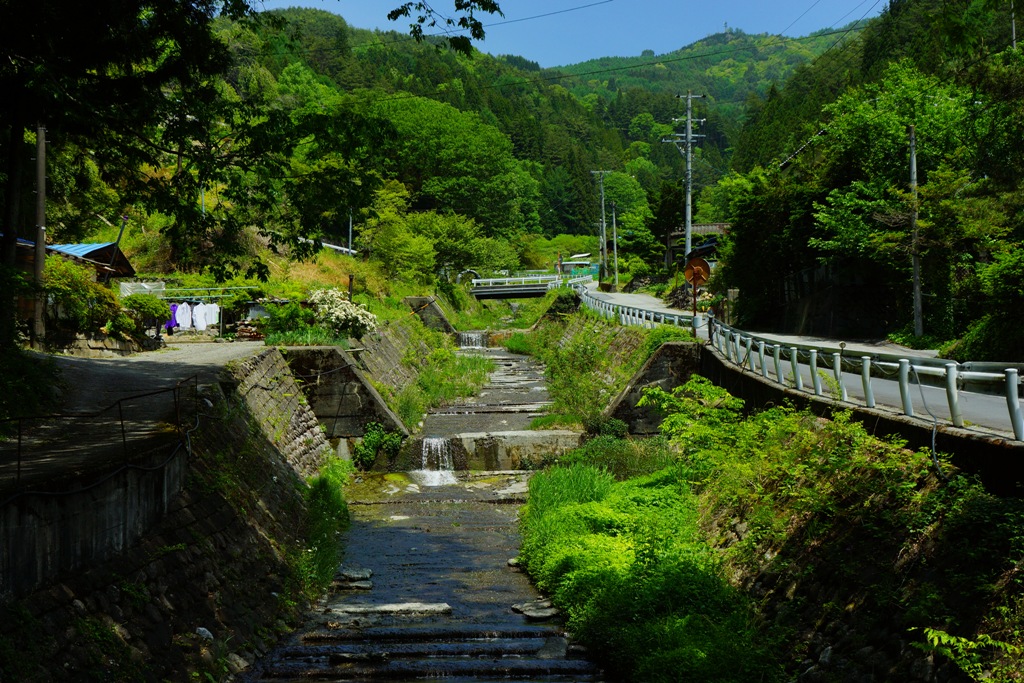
[165,301,221,333]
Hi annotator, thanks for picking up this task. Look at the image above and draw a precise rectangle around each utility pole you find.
[683,91,705,262]
[348,208,353,253]
[32,123,46,347]
[591,170,611,279]
[662,91,706,267]
[909,124,923,338]
[611,202,619,288]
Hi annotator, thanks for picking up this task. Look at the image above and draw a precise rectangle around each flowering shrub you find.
[308,288,378,339]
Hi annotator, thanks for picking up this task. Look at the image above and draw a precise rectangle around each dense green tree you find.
[372,96,540,238]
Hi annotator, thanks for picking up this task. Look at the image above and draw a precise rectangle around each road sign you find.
[684,257,710,287]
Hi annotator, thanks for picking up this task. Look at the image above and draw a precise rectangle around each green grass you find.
[394,344,495,428]
[264,327,351,347]
[520,449,780,682]
[294,456,352,598]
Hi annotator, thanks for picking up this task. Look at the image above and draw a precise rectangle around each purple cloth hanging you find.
[164,303,178,331]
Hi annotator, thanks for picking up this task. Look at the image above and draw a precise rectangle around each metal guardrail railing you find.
[471,274,597,289]
[471,275,561,287]
[576,285,697,329]
[706,320,1024,442]
[0,376,200,495]
[572,283,1023,442]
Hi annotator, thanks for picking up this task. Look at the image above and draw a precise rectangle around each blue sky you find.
[253,0,888,67]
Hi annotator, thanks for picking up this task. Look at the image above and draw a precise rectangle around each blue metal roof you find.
[49,243,115,258]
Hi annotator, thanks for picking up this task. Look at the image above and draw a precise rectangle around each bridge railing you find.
[472,275,561,287]
[575,284,697,329]
[708,319,1024,441]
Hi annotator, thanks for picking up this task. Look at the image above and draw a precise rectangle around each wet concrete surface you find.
[421,348,552,436]
[250,474,600,682]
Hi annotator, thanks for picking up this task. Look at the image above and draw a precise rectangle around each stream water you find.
[245,331,597,682]
[409,437,459,487]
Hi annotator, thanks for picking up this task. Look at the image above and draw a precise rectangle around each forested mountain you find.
[2,0,1021,359]
[709,0,1024,360]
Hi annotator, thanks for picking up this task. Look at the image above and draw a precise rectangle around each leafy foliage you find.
[352,422,403,471]
[296,457,351,598]
[520,457,781,682]
[42,258,121,338]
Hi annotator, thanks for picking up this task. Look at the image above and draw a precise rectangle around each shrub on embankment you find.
[520,376,1024,681]
[505,308,693,433]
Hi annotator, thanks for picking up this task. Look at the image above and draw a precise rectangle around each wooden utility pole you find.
[909,125,923,338]
[33,124,46,346]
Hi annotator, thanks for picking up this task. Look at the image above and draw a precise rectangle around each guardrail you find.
[472,275,561,287]
[575,284,697,329]
[707,319,1024,441]
[571,282,1023,441]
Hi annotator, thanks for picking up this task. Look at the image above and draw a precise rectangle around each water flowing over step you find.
[248,476,600,682]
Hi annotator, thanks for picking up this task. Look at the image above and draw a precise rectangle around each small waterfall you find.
[456,331,487,349]
[410,437,459,486]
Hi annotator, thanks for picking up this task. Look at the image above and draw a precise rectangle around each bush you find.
[121,293,171,333]
[260,301,316,335]
[308,288,378,339]
[352,422,403,470]
[43,258,120,336]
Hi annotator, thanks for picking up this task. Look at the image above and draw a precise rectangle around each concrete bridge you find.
[470,274,592,299]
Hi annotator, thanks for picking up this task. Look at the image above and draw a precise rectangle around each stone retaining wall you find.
[605,342,701,434]
[224,348,333,479]
[0,349,333,680]
[282,347,407,438]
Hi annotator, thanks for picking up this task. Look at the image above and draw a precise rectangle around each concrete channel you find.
[247,333,599,682]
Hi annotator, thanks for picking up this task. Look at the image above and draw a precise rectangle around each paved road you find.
[587,283,1021,441]
[52,340,265,412]
[1,341,265,495]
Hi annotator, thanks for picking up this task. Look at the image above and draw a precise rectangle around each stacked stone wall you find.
[225,348,332,478]
[0,349,332,680]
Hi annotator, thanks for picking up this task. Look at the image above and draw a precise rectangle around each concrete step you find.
[261,655,600,681]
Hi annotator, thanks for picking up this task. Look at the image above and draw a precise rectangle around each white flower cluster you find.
[308,288,378,338]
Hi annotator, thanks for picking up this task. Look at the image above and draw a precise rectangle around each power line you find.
[259,1,615,58]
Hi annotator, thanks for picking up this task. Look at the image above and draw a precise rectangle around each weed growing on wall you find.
[352,423,403,470]
[295,456,352,598]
